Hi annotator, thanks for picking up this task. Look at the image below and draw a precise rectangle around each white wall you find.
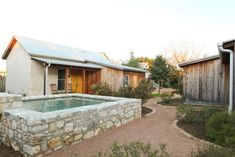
[6,43,31,95]
[47,67,58,95]
[30,61,58,95]
[30,60,44,95]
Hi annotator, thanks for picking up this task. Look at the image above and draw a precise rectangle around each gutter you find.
[44,62,51,95]
[218,43,233,113]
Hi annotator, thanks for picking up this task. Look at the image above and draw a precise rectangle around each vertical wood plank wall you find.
[100,67,145,91]
[100,67,124,91]
[124,71,145,88]
[182,58,225,105]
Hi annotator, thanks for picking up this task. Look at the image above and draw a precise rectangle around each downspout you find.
[44,62,51,95]
[218,43,233,113]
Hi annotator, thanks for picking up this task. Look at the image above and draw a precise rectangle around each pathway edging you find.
[172,119,220,147]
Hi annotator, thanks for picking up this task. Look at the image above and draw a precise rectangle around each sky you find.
[1,0,235,70]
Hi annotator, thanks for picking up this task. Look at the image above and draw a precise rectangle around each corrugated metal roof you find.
[3,36,145,73]
[15,36,110,64]
[178,55,220,67]
[103,63,147,73]
[32,57,102,69]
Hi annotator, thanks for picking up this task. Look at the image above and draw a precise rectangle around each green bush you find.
[177,105,222,124]
[161,94,172,104]
[115,85,135,98]
[91,80,154,104]
[91,83,114,96]
[205,111,235,147]
[93,141,170,157]
[176,104,194,119]
[199,107,223,123]
[190,145,235,157]
[134,79,154,104]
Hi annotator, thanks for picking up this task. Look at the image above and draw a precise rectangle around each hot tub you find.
[0,94,141,156]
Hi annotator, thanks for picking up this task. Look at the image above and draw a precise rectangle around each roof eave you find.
[2,36,17,60]
[178,55,220,67]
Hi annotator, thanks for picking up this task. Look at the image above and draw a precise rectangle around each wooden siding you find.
[85,70,101,94]
[182,58,225,105]
[100,67,145,91]
[124,71,145,88]
[100,67,124,91]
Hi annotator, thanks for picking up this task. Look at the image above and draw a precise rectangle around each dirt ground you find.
[0,144,22,157]
[47,98,202,157]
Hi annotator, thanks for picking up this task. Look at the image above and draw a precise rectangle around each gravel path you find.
[47,98,202,157]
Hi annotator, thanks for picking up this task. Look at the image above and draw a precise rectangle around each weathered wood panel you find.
[124,71,145,88]
[85,70,101,94]
[182,58,225,105]
[100,67,124,91]
[100,67,145,91]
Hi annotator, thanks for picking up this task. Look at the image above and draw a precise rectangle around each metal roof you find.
[2,36,145,73]
[178,55,220,67]
[32,57,102,69]
[14,36,110,64]
[103,63,147,73]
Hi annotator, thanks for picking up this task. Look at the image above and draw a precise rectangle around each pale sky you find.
[1,0,235,70]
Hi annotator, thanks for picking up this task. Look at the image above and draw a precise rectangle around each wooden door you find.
[71,69,83,93]
[86,71,100,94]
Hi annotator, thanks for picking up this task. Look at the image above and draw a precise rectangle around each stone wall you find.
[0,94,141,156]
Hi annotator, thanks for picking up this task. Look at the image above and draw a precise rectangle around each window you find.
[58,70,65,90]
[124,75,129,87]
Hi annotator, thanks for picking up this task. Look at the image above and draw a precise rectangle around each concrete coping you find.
[3,93,142,125]
[0,93,22,104]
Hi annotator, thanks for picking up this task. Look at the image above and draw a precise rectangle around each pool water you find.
[23,97,112,112]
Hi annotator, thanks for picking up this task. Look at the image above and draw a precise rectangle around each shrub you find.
[161,94,172,104]
[92,79,154,104]
[176,104,194,119]
[199,107,223,123]
[93,141,170,157]
[190,145,235,157]
[91,83,114,96]
[115,85,135,98]
[177,105,222,123]
[205,111,235,147]
[134,79,154,104]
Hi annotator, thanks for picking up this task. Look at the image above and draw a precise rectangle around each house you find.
[179,39,235,111]
[2,36,146,96]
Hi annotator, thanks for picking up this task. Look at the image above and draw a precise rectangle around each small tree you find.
[122,52,140,68]
[151,56,170,87]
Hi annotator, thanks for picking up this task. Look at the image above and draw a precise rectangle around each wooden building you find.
[2,36,145,96]
[179,39,235,107]
[179,55,226,105]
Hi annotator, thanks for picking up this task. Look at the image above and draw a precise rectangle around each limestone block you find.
[64,122,73,133]
[74,134,82,141]
[49,123,56,132]
[84,131,94,139]
[47,137,61,149]
[63,135,73,145]
[106,121,113,128]
[23,144,40,156]
[56,121,64,129]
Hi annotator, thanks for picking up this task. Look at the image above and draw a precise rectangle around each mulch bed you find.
[0,144,22,157]
[142,106,153,117]
[160,98,183,106]
[177,120,207,140]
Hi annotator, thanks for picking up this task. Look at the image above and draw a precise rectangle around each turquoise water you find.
[23,97,112,113]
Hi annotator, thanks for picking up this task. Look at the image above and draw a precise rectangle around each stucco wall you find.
[6,43,31,95]
[30,62,58,95]
[47,67,58,94]
[30,60,44,95]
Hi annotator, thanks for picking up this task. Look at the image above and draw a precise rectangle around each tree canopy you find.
[151,55,170,87]
[122,52,140,68]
